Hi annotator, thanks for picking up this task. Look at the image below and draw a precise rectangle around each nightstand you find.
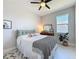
[40,31,54,36]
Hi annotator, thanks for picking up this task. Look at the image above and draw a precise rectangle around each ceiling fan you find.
[30,0,52,10]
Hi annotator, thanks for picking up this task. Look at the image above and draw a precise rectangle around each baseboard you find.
[3,47,16,55]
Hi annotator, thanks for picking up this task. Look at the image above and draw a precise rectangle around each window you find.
[56,14,69,33]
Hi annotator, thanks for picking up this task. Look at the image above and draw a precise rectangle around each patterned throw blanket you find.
[33,37,56,59]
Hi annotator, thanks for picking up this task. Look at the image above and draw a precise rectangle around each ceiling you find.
[4,0,76,16]
[25,0,75,16]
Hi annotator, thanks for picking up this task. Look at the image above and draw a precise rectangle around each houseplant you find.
[59,33,69,46]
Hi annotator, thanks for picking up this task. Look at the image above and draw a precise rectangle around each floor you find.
[3,49,28,59]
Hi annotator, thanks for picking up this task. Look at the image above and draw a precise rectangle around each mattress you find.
[17,34,47,57]
[17,34,56,59]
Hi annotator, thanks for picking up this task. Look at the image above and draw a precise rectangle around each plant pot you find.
[62,40,68,46]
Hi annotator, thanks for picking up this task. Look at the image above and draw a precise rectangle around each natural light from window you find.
[56,14,69,33]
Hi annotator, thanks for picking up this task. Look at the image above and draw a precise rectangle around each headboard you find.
[16,30,35,38]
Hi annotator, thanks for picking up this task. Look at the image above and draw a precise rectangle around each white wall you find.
[41,6,75,44]
[3,0,40,50]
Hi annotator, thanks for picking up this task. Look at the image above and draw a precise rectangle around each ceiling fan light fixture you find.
[40,2,45,7]
[31,0,52,10]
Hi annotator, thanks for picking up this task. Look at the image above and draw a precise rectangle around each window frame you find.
[56,14,69,33]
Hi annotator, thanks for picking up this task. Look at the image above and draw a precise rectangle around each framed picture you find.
[43,24,53,32]
[3,20,12,29]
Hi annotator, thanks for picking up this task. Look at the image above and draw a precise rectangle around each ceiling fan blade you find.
[45,4,50,9]
[39,6,42,10]
[31,2,40,4]
[41,0,44,2]
[45,0,52,3]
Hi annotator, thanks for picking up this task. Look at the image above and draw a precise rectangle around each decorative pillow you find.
[28,33,32,37]
[28,33,40,37]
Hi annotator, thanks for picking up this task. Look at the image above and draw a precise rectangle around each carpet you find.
[3,49,28,59]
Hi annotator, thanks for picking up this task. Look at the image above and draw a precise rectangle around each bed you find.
[16,30,56,59]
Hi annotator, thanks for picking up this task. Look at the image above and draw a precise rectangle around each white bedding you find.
[50,44,76,59]
[17,34,47,58]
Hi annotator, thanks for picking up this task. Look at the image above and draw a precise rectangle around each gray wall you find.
[42,6,75,44]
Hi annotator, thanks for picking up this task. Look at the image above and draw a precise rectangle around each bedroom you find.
[3,0,76,59]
